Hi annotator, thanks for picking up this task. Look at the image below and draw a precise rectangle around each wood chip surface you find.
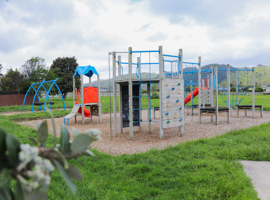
[17,109,270,156]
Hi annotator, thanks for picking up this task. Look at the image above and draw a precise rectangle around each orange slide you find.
[75,102,91,117]
[77,105,91,117]
[184,88,199,105]
[184,86,209,105]
[185,78,210,105]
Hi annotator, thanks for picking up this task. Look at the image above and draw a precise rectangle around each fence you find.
[219,92,263,95]
[0,91,37,107]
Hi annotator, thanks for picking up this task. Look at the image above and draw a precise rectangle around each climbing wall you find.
[200,89,213,105]
[161,78,184,129]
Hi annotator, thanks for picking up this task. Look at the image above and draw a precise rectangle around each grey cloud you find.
[0,28,31,53]
[138,24,150,31]
[1,0,75,27]
[148,0,250,26]
[147,32,167,42]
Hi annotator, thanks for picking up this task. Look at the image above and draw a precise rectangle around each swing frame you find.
[22,78,66,112]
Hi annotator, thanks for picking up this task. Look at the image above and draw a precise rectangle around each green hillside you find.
[219,65,270,87]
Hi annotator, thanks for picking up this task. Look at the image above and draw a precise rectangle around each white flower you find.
[30,147,39,157]
[44,175,51,185]
[29,181,39,189]
[43,159,54,172]
[19,151,26,161]
[33,156,43,164]
[20,144,31,151]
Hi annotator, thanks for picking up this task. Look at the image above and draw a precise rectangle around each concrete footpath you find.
[240,161,270,200]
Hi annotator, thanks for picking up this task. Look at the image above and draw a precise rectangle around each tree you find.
[21,57,49,90]
[0,68,24,91]
[0,64,3,78]
[50,57,80,99]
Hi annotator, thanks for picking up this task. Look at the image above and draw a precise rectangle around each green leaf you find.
[36,121,41,130]
[53,148,69,169]
[28,137,38,145]
[15,181,24,200]
[25,192,47,200]
[0,127,7,161]
[60,124,70,153]
[0,169,11,189]
[72,127,79,137]
[0,188,12,200]
[6,133,20,167]
[71,134,91,155]
[37,120,48,147]
[65,165,83,181]
[85,149,96,157]
[46,107,57,147]
[54,160,76,196]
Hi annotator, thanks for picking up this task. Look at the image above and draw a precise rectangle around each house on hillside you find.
[262,85,270,94]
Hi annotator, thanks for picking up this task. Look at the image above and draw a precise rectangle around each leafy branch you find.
[0,114,101,200]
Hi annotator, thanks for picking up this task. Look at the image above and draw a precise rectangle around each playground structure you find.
[109,46,260,140]
[110,46,185,139]
[184,63,258,124]
[183,62,215,116]
[22,78,65,112]
[64,65,101,125]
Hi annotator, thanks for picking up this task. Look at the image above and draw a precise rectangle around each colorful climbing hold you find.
[167,121,170,124]
[172,87,175,90]
[176,100,179,103]
[166,112,169,115]
[167,95,170,98]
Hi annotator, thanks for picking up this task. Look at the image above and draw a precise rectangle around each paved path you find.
[240,161,270,200]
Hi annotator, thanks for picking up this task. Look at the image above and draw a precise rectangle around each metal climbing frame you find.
[110,46,185,139]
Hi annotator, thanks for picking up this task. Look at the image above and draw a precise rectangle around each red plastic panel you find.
[83,87,99,104]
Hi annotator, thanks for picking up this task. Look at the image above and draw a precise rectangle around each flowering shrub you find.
[0,114,101,200]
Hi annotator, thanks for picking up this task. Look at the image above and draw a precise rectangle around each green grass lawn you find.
[1,113,269,199]
[1,94,270,113]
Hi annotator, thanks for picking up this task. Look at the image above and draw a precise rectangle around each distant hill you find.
[86,65,270,89]
[85,72,159,90]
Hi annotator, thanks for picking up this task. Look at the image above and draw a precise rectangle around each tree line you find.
[0,57,81,99]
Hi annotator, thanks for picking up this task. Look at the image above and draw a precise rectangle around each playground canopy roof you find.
[74,65,98,78]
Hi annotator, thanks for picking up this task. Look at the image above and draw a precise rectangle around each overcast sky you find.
[1,0,270,78]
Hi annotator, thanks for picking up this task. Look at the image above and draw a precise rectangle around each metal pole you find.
[179,49,184,136]
[215,65,218,125]
[159,46,164,139]
[252,67,255,119]
[108,53,112,136]
[198,57,201,122]
[227,64,230,123]
[210,66,214,121]
[118,55,123,133]
[113,52,117,136]
[128,47,133,140]
[81,73,84,124]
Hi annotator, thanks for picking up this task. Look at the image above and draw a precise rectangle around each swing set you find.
[22,78,66,112]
